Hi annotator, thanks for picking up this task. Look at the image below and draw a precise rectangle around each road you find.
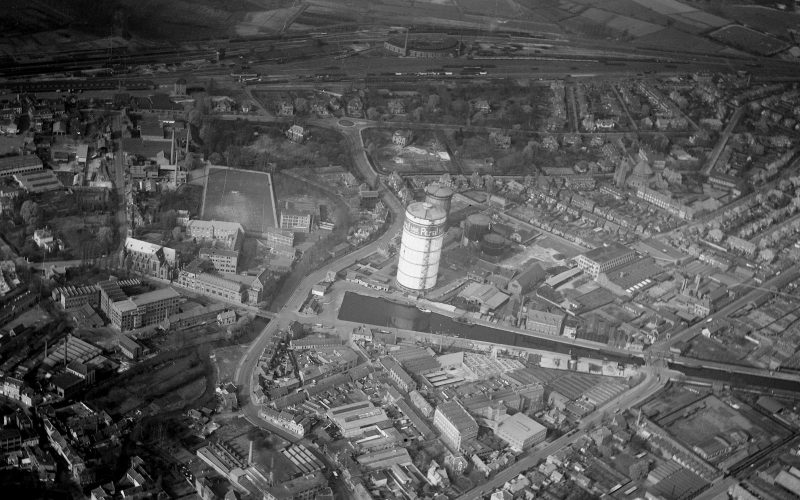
[701,106,743,176]
[234,167,404,432]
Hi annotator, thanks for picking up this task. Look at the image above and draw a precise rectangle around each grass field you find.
[719,5,800,38]
[710,25,789,56]
[202,166,278,235]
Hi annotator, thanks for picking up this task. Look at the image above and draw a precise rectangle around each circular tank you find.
[481,233,506,256]
[396,202,447,290]
[424,183,454,216]
[464,213,492,242]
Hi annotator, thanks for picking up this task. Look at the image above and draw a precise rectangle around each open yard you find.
[202,166,278,235]
[642,383,709,420]
[663,395,790,451]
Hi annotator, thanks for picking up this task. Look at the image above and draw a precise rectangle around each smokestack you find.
[64,335,69,368]
[45,339,48,360]
[248,440,253,465]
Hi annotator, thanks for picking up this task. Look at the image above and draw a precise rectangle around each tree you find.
[20,200,40,227]
[759,248,775,263]
[708,228,724,243]
[96,226,114,251]
[172,226,182,241]
[293,97,308,114]
[629,460,649,480]
[208,152,223,165]
[159,209,177,228]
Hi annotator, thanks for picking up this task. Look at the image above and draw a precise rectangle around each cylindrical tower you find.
[424,183,454,217]
[463,213,492,243]
[397,202,447,290]
[481,233,506,256]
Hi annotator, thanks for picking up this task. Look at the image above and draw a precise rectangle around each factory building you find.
[326,401,389,438]
[576,243,637,279]
[495,413,547,452]
[433,401,478,452]
[396,202,447,290]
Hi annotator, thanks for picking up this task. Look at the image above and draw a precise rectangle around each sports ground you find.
[201,166,279,235]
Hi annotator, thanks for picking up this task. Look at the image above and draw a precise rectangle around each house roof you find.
[511,263,546,292]
[118,335,143,351]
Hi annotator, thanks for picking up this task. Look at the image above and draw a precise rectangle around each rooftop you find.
[601,257,663,291]
[125,237,176,262]
[406,201,447,223]
[497,413,546,440]
[0,154,42,173]
[195,273,243,293]
[581,242,634,265]
[525,309,565,326]
[436,401,477,429]
[186,219,244,234]
[458,282,509,310]
[13,170,62,192]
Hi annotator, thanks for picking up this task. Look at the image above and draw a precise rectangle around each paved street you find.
[701,106,744,176]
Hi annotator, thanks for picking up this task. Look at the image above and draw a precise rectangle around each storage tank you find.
[481,233,506,257]
[463,213,492,242]
[424,183,454,217]
[397,202,447,290]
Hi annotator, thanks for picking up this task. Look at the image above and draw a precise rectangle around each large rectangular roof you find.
[436,401,477,429]
[0,154,42,173]
[497,413,546,440]
[125,237,176,262]
[187,219,243,234]
[582,242,634,264]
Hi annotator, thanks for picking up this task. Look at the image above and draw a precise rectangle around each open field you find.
[202,166,278,235]
[579,8,663,37]
[213,344,250,384]
[642,384,708,420]
[718,5,800,38]
[664,395,790,450]
[710,25,789,56]
[122,0,290,40]
[633,27,729,54]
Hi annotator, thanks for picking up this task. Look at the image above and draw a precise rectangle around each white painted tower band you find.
[397,202,447,290]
